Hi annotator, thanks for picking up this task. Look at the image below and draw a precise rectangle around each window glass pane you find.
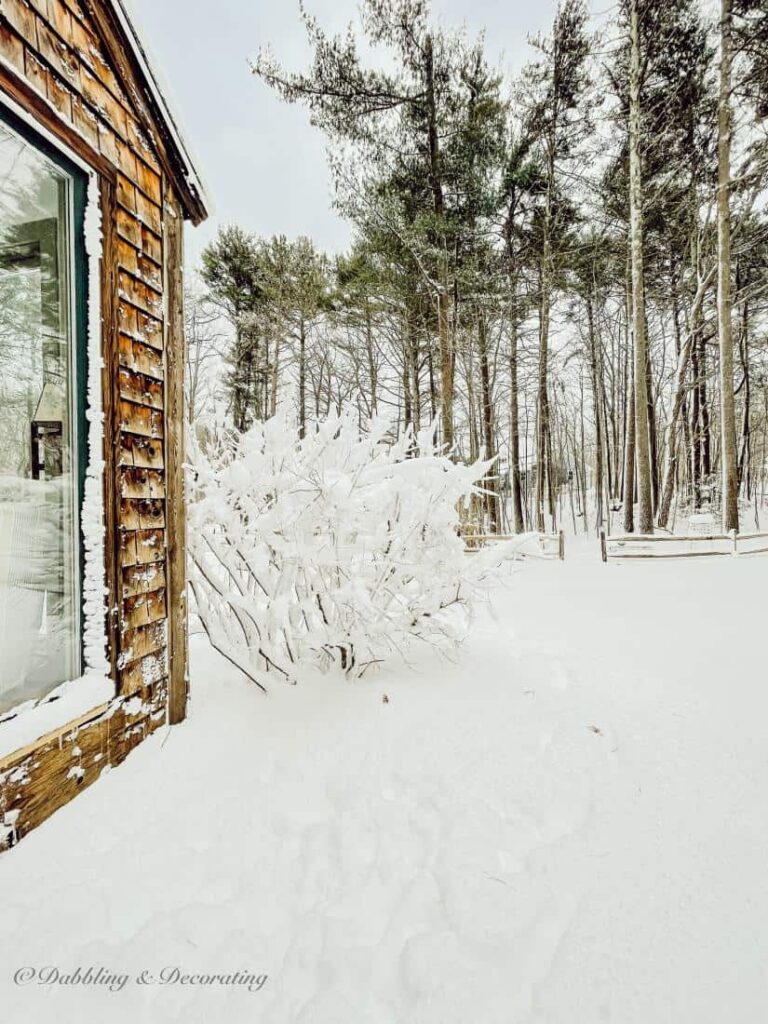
[0,120,80,714]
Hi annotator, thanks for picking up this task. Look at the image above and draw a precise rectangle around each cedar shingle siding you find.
[0,0,202,848]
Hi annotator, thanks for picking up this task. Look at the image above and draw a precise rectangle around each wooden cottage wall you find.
[0,0,187,845]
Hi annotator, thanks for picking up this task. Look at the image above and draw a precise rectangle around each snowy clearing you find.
[1,546,766,1024]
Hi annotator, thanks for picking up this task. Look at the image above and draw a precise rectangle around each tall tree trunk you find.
[270,337,280,417]
[402,315,413,429]
[691,336,702,507]
[535,247,552,533]
[717,0,739,531]
[623,278,636,533]
[546,408,558,533]
[509,305,525,534]
[628,0,654,534]
[466,347,479,464]
[426,336,437,422]
[645,341,659,512]
[424,34,453,452]
[409,319,421,433]
[737,293,750,489]
[477,311,500,533]
[699,336,711,480]
[298,317,307,440]
[595,310,614,503]
[657,266,715,527]
[586,295,605,531]
[365,302,377,415]
[504,211,525,534]
[619,326,628,499]
[260,333,269,420]
[233,325,248,433]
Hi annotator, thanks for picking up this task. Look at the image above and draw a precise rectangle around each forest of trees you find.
[187,0,768,538]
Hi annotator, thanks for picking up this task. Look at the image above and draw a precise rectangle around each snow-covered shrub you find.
[187,407,512,689]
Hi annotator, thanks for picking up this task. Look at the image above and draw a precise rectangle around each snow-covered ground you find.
[1,544,766,1023]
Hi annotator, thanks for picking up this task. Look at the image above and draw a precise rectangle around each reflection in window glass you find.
[0,120,80,714]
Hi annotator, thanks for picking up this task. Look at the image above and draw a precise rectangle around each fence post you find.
[600,529,607,563]
[731,529,738,557]
[558,530,565,561]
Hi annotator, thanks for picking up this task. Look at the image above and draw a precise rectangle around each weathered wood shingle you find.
[0,0,201,845]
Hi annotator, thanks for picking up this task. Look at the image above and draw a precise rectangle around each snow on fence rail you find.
[600,529,768,562]
[464,531,565,561]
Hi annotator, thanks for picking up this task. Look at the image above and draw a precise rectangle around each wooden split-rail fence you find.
[600,529,768,562]
[463,531,565,561]
[461,527,768,564]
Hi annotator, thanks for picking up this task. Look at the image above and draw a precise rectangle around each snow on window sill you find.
[0,672,116,763]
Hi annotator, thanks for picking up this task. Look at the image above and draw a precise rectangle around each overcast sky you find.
[128,0,562,266]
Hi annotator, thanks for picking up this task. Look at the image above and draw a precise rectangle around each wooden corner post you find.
[164,189,188,724]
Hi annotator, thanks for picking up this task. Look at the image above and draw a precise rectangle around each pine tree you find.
[252,0,500,455]
[201,227,264,431]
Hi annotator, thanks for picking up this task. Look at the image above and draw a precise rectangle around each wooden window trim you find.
[0,98,103,702]
[0,58,116,183]
[163,189,187,724]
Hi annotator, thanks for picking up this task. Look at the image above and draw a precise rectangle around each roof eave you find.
[83,0,210,225]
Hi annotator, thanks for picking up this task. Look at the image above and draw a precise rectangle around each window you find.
[0,110,87,715]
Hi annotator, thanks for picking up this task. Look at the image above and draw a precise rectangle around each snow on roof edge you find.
[111,0,213,220]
